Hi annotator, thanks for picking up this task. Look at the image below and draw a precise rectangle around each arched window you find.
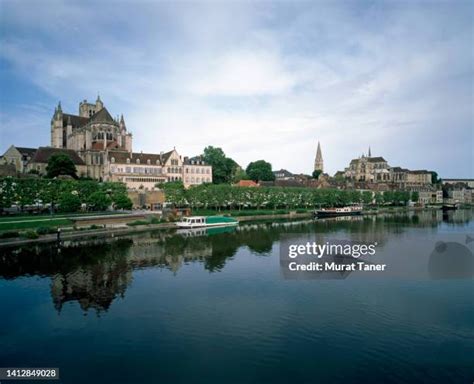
[126,158,130,164]
[136,158,140,164]
[111,157,115,163]
[147,159,151,165]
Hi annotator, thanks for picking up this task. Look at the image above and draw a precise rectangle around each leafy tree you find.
[233,168,249,183]
[246,160,275,182]
[88,191,111,211]
[312,170,322,179]
[159,181,187,207]
[46,153,78,179]
[430,171,441,184]
[362,191,373,205]
[114,194,133,210]
[374,192,384,205]
[58,193,81,212]
[202,146,238,184]
[411,191,420,203]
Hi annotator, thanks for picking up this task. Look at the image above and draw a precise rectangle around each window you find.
[111,157,115,163]
[136,158,140,164]
[147,159,151,165]
[126,158,130,164]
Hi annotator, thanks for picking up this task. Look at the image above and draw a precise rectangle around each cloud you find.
[0,0,472,177]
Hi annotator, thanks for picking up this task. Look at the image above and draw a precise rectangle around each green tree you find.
[246,160,275,182]
[159,181,187,207]
[374,192,383,205]
[312,170,322,179]
[46,153,78,179]
[88,191,111,211]
[430,171,441,184]
[58,192,81,212]
[411,191,420,203]
[202,146,238,184]
[114,194,133,210]
[362,191,373,205]
[233,168,249,183]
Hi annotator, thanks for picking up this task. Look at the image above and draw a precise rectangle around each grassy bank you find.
[0,218,73,231]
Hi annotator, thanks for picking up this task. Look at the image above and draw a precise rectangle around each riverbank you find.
[0,206,445,248]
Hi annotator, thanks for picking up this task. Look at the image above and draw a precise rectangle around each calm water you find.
[1,210,473,384]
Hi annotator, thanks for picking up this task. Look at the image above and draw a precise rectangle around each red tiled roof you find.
[235,180,259,187]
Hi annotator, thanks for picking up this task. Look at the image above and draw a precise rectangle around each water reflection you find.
[0,209,472,314]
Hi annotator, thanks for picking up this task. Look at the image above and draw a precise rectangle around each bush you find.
[127,220,149,226]
[22,230,39,239]
[0,231,20,239]
[150,216,162,224]
[36,227,57,235]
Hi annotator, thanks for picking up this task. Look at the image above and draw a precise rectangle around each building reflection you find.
[0,209,471,313]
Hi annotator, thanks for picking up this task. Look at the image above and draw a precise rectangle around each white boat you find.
[176,216,239,229]
[314,205,363,217]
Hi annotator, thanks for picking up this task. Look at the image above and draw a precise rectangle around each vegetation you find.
[430,171,441,184]
[161,183,417,211]
[312,170,322,179]
[0,218,73,231]
[246,160,275,182]
[0,177,131,213]
[46,153,78,179]
[201,146,239,184]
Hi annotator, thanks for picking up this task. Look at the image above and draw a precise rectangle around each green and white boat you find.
[176,216,238,229]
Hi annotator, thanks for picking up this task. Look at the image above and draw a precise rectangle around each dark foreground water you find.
[1,210,473,384]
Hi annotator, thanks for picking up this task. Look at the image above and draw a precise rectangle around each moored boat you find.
[314,205,363,217]
[176,216,238,228]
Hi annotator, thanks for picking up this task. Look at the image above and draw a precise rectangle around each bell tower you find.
[314,141,324,172]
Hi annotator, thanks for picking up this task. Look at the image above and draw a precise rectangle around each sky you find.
[0,0,472,178]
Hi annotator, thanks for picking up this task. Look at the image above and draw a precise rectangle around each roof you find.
[273,169,294,177]
[367,157,386,163]
[235,180,259,187]
[62,114,89,129]
[15,147,37,157]
[30,147,85,165]
[409,170,430,174]
[61,107,116,129]
[391,167,409,172]
[443,178,474,182]
[183,155,208,165]
[89,107,115,123]
[108,150,165,165]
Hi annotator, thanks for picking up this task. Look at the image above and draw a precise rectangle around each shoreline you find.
[0,206,448,248]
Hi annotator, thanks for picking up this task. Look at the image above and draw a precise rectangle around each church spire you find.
[368,146,372,157]
[314,141,324,172]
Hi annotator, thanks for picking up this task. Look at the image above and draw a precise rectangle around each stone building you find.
[105,149,212,190]
[0,145,37,173]
[343,147,432,188]
[26,147,87,176]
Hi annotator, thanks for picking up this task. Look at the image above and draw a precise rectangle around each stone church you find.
[50,96,132,179]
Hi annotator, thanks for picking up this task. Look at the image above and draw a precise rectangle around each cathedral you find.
[50,96,132,179]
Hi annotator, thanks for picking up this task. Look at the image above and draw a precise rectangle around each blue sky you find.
[0,0,472,177]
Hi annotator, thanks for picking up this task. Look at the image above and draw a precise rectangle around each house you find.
[26,147,87,177]
[1,145,37,173]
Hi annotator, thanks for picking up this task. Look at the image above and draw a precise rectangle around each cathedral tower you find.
[314,141,324,172]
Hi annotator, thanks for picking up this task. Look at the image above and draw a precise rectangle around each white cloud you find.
[0,1,472,177]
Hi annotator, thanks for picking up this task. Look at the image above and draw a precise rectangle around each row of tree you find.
[160,182,418,210]
[0,178,133,212]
